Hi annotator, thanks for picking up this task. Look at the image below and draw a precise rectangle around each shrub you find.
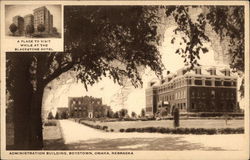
[120,129,125,132]
[218,127,244,134]
[44,121,57,126]
[125,128,136,132]
[103,126,108,130]
[110,129,114,132]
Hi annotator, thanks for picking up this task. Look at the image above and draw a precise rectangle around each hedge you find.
[44,121,57,126]
[121,127,243,134]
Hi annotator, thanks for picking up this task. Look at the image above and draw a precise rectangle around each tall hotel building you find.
[145,66,238,116]
[24,14,34,33]
[12,16,24,35]
[33,6,53,33]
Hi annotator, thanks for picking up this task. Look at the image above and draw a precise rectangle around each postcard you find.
[0,1,249,160]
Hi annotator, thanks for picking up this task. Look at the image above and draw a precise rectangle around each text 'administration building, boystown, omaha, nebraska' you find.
[145,66,238,117]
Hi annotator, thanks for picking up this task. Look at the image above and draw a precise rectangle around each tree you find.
[55,112,59,119]
[165,6,244,96]
[119,108,128,118]
[37,24,45,33]
[131,111,136,118]
[173,107,180,128]
[25,24,34,36]
[7,6,164,149]
[61,111,68,119]
[47,111,54,119]
[113,111,119,119]
[106,109,114,118]
[141,108,146,117]
[52,27,58,34]
[9,23,17,35]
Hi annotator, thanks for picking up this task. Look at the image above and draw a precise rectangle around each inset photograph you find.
[5,5,62,38]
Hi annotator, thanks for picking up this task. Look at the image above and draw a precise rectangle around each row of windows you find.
[71,100,101,105]
[158,79,236,93]
[191,90,235,99]
[176,103,186,110]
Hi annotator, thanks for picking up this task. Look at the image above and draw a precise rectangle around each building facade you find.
[12,16,24,35]
[33,6,53,33]
[68,96,111,118]
[145,66,238,117]
[24,14,34,33]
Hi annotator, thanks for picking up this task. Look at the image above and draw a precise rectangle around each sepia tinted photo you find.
[2,2,249,160]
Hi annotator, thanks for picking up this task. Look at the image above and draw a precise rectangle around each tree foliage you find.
[165,6,244,96]
[119,108,128,118]
[47,111,54,119]
[64,6,164,88]
[9,23,17,35]
[131,111,137,118]
[165,6,244,70]
[37,24,45,33]
[26,24,35,35]
[141,108,146,117]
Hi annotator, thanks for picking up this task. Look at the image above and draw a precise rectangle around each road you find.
[59,120,245,150]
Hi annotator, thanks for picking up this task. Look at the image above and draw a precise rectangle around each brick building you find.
[145,66,238,117]
[24,14,34,33]
[12,16,24,35]
[68,96,111,118]
[33,6,53,33]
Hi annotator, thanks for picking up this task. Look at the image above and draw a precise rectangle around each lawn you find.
[81,119,244,132]
[43,120,68,150]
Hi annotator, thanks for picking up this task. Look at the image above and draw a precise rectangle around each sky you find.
[5,5,62,35]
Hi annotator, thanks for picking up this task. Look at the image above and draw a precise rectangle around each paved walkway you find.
[59,120,245,150]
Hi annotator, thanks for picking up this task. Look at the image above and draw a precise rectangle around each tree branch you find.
[43,61,75,86]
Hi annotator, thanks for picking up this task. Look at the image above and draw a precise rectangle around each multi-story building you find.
[68,96,111,118]
[33,6,53,33]
[145,66,238,117]
[24,14,34,32]
[12,16,24,35]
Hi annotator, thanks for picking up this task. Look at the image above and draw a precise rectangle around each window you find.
[232,82,236,86]
[195,80,202,85]
[224,81,231,86]
[205,80,212,86]
[191,103,195,109]
[215,81,221,86]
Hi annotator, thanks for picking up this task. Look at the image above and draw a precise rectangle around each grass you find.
[43,120,68,149]
[81,119,244,132]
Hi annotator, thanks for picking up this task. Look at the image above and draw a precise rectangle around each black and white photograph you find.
[1,1,249,160]
[5,5,62,38]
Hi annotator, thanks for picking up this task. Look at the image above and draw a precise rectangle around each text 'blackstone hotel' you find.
[145,66,238,117]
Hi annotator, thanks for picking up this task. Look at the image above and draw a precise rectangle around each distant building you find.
[24,14,34,33]
[12,15,24,35]
[33,6,53,33]
[68,96,111,118]
[145,66,238,117]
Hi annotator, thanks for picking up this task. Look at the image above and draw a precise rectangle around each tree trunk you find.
[12,55,33,149]
[11,53,45,150]
[28,86,44,149]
